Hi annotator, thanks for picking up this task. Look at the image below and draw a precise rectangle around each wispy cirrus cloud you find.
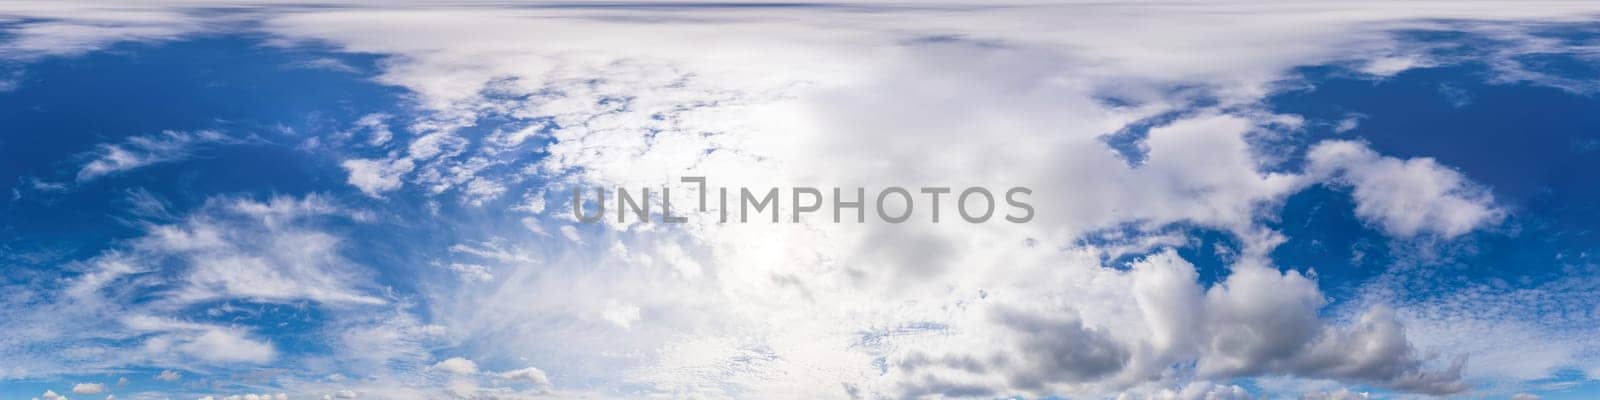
[76,130,239,182]
[0,193,383,378]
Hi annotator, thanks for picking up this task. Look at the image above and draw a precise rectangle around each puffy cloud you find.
[883,250,1465,398]
[1179,253,1467,395]
[70,383,105,394]
[1511,393,1541,400]
[433,357,479,375]
[994,307,1132,386]
[499,367,551,388]
[155,370,181,382]
[76,130,238,182]
[341,157,415,198]
[39,389,69,400]
[890,305,1134,398]
[1307,140,1505,238]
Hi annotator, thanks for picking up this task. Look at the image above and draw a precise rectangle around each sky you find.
[1,1,1599,399]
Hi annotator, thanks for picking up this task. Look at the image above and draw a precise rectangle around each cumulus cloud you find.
[155,370,181,382]
[499,367,552,388]
[77,130,238,182]
[1307,140,1505,238]
[341,157,415,197]
[1183,254,1466,394]
[889,304,1135,397]
[432,357,478,375]
[70,383,105,394]
[886,250,1466,398]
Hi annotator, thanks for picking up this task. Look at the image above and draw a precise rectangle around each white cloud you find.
[211,394,285,400]
[1307,140,1505,238]
[1359,55,1433,77]
[884,250,1466,397]
[321,310,437,382]
[128,316,276,364]
[155,370,181,382]
[432,357,479,375]
[272,2,1540,394]
[0,4,199,59]
[2,1,1597,399]
[340,157,415,197]
[1299,388,1372,400]
[558,226,581,244]
[71,383,105,394]
[0,193,384,379]
[1114,381,1252,400]
[1361,265,1600,395]
[499,367,551,388]
[445,263,495,283]
[598,301,641,330]
[141,195,385,305]
[176,329,276,364]
[77,130,237,182]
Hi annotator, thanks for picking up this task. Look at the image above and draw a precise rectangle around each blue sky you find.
[1,2,1599,400]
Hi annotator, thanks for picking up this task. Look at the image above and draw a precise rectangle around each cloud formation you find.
[0,1,1596,399]
[1307,140,1505,238]
[69,383,104,395]
[76,130,238,182]
[154,370,181,382]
